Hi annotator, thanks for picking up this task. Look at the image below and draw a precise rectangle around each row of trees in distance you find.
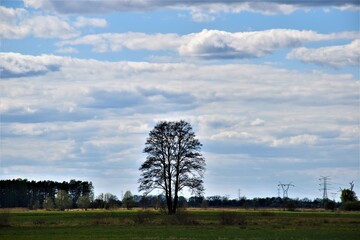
[0,179,94,210]
[2,178,358,211]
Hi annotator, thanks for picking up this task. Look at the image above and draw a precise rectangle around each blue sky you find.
[1,0,359,201]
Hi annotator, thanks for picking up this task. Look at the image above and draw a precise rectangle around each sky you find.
[1,0,359,201]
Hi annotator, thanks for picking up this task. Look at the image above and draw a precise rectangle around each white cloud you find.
[2,138,76,162]
[251,118,266,126]
[190,10,217,22]
[178,29,360,59]
[23,0,360,15]
[0,6,78,39]
[0,5,27,23]
[74,16,107,28]
[57,29,360,61]
[287,39,360,68]
[272,134,319,147]
[27,15,79,39]
[57,32,183,53]
[0,6,108,39]
[0,52,63,78]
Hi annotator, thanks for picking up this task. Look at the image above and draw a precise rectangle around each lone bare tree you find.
[139,120,205,214]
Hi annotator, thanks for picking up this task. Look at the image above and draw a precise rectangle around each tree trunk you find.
[172,195,178,215]
[172,171,179,214]
[167,200,173,214]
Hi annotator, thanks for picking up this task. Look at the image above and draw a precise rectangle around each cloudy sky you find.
[1,0,359,201]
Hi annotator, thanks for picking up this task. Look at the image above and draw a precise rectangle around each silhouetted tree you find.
[139,120,205,214]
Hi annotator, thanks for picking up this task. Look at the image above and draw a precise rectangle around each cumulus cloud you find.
[0,52,62,78]
[0,6,108,39]
[23,0,360,15]
[0,6,78,39]
[287,39,360,68]
[179,29,360,59]
[57,32,183,53]
[58,29,360,61]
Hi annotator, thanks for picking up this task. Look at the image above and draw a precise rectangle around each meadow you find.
[1,208,359,239]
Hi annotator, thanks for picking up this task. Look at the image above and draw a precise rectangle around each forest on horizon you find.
[1,178,351,211]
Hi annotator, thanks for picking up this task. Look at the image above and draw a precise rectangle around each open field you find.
[1,209,359,239]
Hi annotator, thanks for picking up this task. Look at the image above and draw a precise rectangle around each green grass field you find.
[1,209,359,239]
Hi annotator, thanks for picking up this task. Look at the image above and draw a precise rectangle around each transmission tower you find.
[319,176,331,200]
[278,182,295,198]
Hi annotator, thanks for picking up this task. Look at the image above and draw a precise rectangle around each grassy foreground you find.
[1,209,359,239]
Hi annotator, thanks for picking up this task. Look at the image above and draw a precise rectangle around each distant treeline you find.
[1,179,338,210]
[138,195,337,210]
[92,194,337,210]
[0,179,93,209]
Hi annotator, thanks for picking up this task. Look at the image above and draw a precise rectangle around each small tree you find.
[139,120,205,214]
[122,190,134,210]
[55,190,71,211]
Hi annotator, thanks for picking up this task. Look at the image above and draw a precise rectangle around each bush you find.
[341,201,360,211]
[219,211,246,225]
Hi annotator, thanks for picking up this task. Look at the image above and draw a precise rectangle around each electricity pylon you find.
[319,176,330,200]
[278,182,295,198]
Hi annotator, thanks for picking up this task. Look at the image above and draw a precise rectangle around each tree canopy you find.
[139,120,205,214]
